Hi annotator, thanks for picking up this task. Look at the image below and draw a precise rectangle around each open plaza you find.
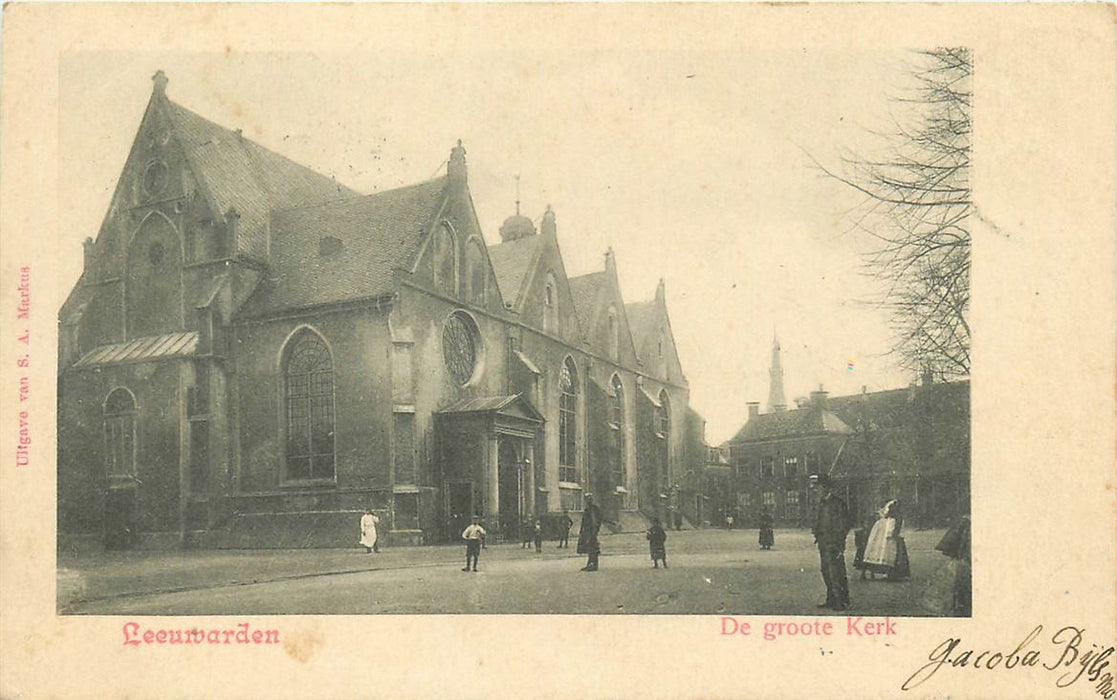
[61,528,949,616]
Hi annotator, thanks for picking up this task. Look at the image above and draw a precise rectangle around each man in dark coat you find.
[811,474,853,610]
[577,494,602,571]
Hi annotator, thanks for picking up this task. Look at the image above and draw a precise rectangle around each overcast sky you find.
[60,49,920,443]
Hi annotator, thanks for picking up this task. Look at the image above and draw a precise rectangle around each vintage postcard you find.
[1,4,1114,699]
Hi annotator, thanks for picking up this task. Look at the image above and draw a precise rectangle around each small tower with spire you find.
[767,333,788,413]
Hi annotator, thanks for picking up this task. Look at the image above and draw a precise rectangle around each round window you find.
[442,312,480,386]
[143,160,169,196]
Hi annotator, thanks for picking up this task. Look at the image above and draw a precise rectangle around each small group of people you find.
[811,474,918,611]
[454,495,597,573]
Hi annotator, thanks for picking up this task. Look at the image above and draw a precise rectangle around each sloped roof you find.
[726,406,853,444]
[568,271,608,333]
[488,234,543,307]
[439,394,544,422]
[165,100,359,261]
[237,178,447,318]
[73,331,198,368]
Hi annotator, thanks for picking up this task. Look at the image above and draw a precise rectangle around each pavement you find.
[60,528,951,616]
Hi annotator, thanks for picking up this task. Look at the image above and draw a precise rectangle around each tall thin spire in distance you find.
[767,333,788,413]
[515,174,521,216]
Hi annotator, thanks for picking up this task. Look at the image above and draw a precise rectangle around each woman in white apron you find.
[859,500,909,580]
[359,510,380,553]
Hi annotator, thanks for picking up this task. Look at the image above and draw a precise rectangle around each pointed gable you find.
[625,280,686,385]
[488,235,544,308]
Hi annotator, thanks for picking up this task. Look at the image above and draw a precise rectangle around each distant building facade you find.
[57,73,701,549]
[723,343,970,528]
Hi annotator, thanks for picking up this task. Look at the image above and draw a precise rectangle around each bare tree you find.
[822,48,972,379]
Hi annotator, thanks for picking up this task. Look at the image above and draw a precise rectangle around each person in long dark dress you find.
[646,517,668,568]
[577,494,602,571]
[758,507,775,550]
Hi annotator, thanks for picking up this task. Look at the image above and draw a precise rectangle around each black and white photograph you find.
[1,4,1114,699]
[53,46,974,617]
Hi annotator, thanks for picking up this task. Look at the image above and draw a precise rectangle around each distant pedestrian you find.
[860,500,910,581]
[557,509,574,548]
[533,520,543,553]
[521,518,534,549]
[646,517,668,568]
[758,508,775,550]
[725,514,734,530]
[359,509,380,554]
[577,494,602,571]
[461,515,486,572]
[811,474,854,611]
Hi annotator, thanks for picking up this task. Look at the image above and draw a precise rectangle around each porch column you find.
[487,434,500,532]
[524,439,536,518]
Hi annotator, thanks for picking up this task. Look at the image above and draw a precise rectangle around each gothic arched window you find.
[543,272,557,334]
[433,223,457,295]
[558,356,578,483]
[283,330,335,481]
[465,238,485,305]
[104,388,137,479]
[657,389,670,438]
[608,307,619,361]
[610,374,625,489]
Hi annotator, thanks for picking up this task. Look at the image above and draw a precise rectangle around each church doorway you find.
[497,439,522,540]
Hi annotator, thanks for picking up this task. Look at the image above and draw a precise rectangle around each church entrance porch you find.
[435,395,543,542]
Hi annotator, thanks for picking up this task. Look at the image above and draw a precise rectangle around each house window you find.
[737,492,752,509]
[762,456,774,478]
[433,223,456,294]
[558,357,578,483]
[465,238,485,305]
[104,388,137,479]
[762,491,776,506]
[284,331,335,481]
[656,390,670,438]
[784,456,799,477]
[610,374,624,489]
[786,490,801,517]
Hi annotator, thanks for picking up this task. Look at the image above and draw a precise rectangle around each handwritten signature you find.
[903,625,1115,698]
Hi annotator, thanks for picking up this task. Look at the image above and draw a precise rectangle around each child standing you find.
[646,517,668,569]
[461,516,486,572]
[533,519,543,553]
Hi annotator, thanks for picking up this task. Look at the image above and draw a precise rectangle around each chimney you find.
[448,139,467,190]
[540,205,556,238]
[82,237,95,275]
[604,247,616,274]
[152,70,169,96]
[747,402,760,421]
[655,278,666,304]
[810,384,829,410]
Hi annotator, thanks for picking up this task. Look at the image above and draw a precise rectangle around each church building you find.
[57,72,699,549]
